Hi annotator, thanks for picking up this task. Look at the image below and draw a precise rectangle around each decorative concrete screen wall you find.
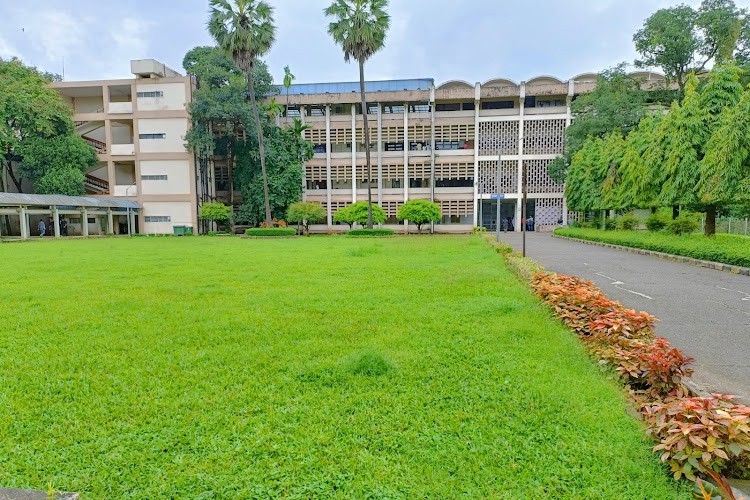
[478,121,519,156]
[525,159,564,193]
[478,160,518,194]
[535,198,564,226]
[523,119,566,155]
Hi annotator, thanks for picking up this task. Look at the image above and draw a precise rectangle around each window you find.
[286,106,302,118]
[137,91,164,98]
[367,104,380,114]
[408,103,431,113]
[145,216,171,223]
[382,103,405,114]
[436,103,460,112]
[142,175,168,181]
[462,102,475,111]
[481,100,514,110]
[307,106,325,117]
[139,133,166,139]
[524,96,536,108]
[537,99,566,108]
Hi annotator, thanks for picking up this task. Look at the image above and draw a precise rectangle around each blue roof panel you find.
[277,78,434,95]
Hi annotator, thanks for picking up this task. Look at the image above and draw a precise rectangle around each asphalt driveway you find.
[496,232,750,404]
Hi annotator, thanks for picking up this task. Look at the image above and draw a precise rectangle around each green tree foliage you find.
[566,137,606,212]
[325,0,390,228]
[234,125,313,225]
[549,66,646,182]
[209,0,277,225]
[0,58,75,192]
[617,113,667,209]
[397,200,441,234]
[660,65,743,235]
[634,0,748,90]
[283,65,295,123]
[334,201,386,228]
[16,135,97,195]
[287,201,326,235]
[199,202,233,229]
[183,46,274,206]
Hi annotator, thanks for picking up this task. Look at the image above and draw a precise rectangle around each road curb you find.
[551,234,750,276]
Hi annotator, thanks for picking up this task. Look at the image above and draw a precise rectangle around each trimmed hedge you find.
[555,227,750,268]
[245,228,298,237]
[347,229,395,237]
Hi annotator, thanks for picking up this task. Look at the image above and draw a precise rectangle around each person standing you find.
[37,219,46,237]
[47,217,55,237]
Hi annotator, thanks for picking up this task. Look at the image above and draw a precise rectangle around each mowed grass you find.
[0,236,689,498]
[556,227,750,267]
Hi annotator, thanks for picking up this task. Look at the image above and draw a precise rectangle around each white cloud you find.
[0,35,18,59]
[34,10,87,62]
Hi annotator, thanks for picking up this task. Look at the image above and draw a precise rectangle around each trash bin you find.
[173,225,193,236]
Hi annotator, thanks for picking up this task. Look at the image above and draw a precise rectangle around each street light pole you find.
[495,154,502,243]
[522,160,527,257]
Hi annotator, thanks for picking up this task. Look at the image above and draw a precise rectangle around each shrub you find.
[586,309,655,345]
[667,216,699,236]
[245,228,297,237]
[347,229,394,237]
[597,338,694,397]
[618,213,641,231]
[334,202,387,229]
[287,202,326,236]
[643,394,750,480]
[473,226,487,234]
[646,213,669,232]
[604,218,618,231]
[397,200,441,234]
[199,202,233,230]
[505,253,543,282]
[259,219,288,229]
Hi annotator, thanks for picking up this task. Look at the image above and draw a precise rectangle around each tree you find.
[634,0,748,91]
[183,46,274,207]
[16,134,98,195]
[200,202,233,230]
[0,58,75,193]
[617,113,667,210]
[234,124,313,225]
[660,66,743,235]
[287,201,326,235]
[209,0,277,226]
[700,79,750,226]
[566,137,607,213]
[325,0,390,229]
[283,65,295,124]
[548,65,647,182]
[397,200,441,234]
[334,201,385,228]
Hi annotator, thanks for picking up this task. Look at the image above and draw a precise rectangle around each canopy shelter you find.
[0,193,140,239]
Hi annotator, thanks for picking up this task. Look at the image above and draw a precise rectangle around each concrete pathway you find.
[496,232,750,405]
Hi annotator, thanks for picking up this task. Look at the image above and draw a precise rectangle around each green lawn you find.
[0,236,689,498]
[556,227,750,268]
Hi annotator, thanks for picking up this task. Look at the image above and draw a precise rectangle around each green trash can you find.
[173,225,187,236]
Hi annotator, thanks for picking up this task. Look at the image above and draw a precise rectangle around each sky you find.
[1,0,739,86]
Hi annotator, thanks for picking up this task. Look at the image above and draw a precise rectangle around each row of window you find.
[145,216,170,223]
[314,140,474,153]
[306,178,474,190]
[136,91,164,98]
[139,133,166,140]
[141,175,168,181]
[286,98,567,117]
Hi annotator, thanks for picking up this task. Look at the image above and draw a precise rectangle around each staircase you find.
[82,136,107,154]
[85,174,109,195]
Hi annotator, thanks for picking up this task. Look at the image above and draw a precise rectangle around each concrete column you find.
[473,82,481,227]
[81,209,89,237]
[53,207,61,239]
[516,82,526,232]
[563,80,575,227]
[403,102,409,203]
[301,107,307,202]
[325,105,332,227]
[377,103,383,207]
[128,210,136,235]
[19,207,28,240]
[351,104,357,203]
[107,208,114,235]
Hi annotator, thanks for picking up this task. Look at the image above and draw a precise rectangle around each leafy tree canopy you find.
[334,202,386,228]
[287,201,326,235]
[199,202,233,224]
[397,200,441,233]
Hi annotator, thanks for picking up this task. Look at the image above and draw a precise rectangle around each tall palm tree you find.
[283,66,295,124]
[325,0,390,229]
[209,0,275,226]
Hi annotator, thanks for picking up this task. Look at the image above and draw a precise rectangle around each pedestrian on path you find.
[38,219,46,237]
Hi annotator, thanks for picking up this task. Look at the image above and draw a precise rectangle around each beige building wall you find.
[136,83,188,111]
[140,160,192,195]
[137,118,189,153]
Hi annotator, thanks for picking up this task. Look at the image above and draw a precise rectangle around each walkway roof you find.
[0,193,140,209]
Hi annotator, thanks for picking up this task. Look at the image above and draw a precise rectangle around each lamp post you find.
[495,155,502,243]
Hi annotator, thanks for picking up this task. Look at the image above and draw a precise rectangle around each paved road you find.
[496,232,750,405]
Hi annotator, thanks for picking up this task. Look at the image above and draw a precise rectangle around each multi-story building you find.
[51,60,200,235]
[277,71,665,233]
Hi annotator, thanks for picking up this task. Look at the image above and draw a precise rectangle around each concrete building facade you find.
[273,72,666,233]
[50,60,199,235]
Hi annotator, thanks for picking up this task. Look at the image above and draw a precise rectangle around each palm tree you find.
[283,66,295,124]
[325,0,390,229]
[209,0,275,226]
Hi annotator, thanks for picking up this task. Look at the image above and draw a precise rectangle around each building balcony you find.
[114,185,138,197]
[108,102,133,114]
[525,106,567,116]
[111,144,135,156]
[479,108,519,118]
[435,110,475,119]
